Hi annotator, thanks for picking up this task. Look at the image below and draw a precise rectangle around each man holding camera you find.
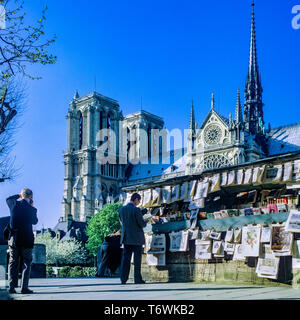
[6,189,38,294]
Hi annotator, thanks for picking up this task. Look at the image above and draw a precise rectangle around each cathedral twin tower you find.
[62,2,268,223]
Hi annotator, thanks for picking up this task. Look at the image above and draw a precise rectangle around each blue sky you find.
[0,0,299,229]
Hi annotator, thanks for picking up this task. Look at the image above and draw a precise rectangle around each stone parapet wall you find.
[129,252,295,287]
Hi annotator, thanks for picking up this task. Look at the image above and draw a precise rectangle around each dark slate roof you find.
[52,220,88,243]
[268,123,300,156]
[0,216,9,245]
[128,148,186,181]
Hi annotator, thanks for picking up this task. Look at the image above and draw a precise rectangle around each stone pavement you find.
[5,278,300,300]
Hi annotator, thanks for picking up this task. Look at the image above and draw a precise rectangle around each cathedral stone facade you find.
[61,2,300,223]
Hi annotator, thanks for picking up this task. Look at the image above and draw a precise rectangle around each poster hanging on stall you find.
[161,186,172,204]
[224,242,235,255]
[151,188,161,206]
[271,226,293,256]
[169,231,189,252]
[234,229,242,243]
[282,162,293,183]
[179,182,189,201]
[171,185,180,202]
[292,240,300,269]
[242,226,261,257]
[225,230,234,243]
[293,160,300,183]
[195,240,212,259]
[146,253,166,266]
[199,230,211,241]
[243,168,253,185]
[256,257,280,280]
[145,234,166,254]
[233,244,246,261]
[212,241,224,256]
[260,227,272,243]
[260,244,275,259]
[285,211,300,233]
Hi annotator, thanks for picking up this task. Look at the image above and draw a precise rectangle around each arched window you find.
[127,128,131,160]
[79,112,83,150]
[147,125,152,161]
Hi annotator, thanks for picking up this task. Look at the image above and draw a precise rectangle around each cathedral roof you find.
[268,123,300,156]
[127,148,186,182]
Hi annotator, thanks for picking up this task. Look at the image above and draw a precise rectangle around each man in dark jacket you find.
[119,193,149,285]
[6,189,38,294]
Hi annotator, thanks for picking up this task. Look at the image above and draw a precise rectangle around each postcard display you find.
[126,160,300,281]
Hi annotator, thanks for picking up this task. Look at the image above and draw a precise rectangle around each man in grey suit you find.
[119,193,149,284]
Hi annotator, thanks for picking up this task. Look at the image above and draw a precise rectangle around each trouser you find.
[97,243,110,276]
[120,245,143,283]
[8,246,33,290]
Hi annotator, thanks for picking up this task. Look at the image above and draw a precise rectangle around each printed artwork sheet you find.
[271,226,293,256]
[169,231,189,252]
[146,253,166,266]
[256,257,280,280]
[242,226,261,257]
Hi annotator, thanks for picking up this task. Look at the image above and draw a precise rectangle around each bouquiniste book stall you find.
[123,157,300,285]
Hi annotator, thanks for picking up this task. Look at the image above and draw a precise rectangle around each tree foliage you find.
[85,203,122,255]
[35,233,89,266]
[0,0,56,181]
[0,0,57,80]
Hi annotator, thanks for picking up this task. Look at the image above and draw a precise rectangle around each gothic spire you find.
[248,0,259,88]
[189,100,196,132]
[73,90,79,100]
[235,88,243,124]
[211,92,215,110]
[244,0,264,135]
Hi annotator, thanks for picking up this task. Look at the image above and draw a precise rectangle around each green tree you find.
[35,233,88,266]
[0,0,56,182]
[0,0,57,80]
[85,203,122,255]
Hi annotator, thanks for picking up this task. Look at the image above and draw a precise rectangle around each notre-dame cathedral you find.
[61,2,300,223]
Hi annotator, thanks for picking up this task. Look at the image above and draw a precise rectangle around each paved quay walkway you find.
[6,278,300,300]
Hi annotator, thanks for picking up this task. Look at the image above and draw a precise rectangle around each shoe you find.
[134,280,146,284]
[8,288,17,294]
[121,281,127,284]
[21,288,34,294]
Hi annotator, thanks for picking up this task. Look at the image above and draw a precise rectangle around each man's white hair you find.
[21,188,33,199]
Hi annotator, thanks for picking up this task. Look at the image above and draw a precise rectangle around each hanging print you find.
[242,226,261,257]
